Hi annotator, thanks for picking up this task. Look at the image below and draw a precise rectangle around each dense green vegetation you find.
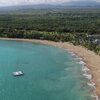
[0,8,100,54]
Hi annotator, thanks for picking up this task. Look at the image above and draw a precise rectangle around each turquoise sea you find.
[0,40,93,100]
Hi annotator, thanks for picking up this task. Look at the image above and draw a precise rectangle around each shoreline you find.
[0,38,100,99]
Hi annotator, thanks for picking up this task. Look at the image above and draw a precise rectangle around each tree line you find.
[0,8,100,54]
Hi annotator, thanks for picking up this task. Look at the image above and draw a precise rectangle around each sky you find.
[0,0,100,7]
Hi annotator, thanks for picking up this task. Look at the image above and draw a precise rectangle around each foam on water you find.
[79,61,86,65]
[87,82,95,88]
[91,91,99,100]
[83,73,92,80]
[65,50,99,100]
[82,65,90,72]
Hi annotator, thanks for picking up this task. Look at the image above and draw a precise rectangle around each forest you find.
[0,8,100,54]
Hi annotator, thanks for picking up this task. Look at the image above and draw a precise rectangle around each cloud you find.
[0,0,100,6]
[0,0,64,6]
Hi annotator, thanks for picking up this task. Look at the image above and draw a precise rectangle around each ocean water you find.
[0,40,93,100]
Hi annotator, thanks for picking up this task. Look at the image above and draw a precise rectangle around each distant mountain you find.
[0,1,100,11]
[0,4,56,11]
[61,1,100,7]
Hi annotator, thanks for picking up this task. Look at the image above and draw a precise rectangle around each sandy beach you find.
[0,38,100,99]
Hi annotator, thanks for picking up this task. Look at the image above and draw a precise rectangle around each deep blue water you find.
[0,40,93,100]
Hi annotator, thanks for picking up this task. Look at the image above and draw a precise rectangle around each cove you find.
[0,40,93,100]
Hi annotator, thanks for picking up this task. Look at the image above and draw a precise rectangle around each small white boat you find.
[13,71,24,76]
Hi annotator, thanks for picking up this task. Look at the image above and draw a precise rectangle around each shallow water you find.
[0,40,93,100]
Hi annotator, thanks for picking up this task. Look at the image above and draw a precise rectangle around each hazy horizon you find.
[0,0,100,7]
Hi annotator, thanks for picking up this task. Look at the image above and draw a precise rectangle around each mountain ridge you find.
[0,1,100,11]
